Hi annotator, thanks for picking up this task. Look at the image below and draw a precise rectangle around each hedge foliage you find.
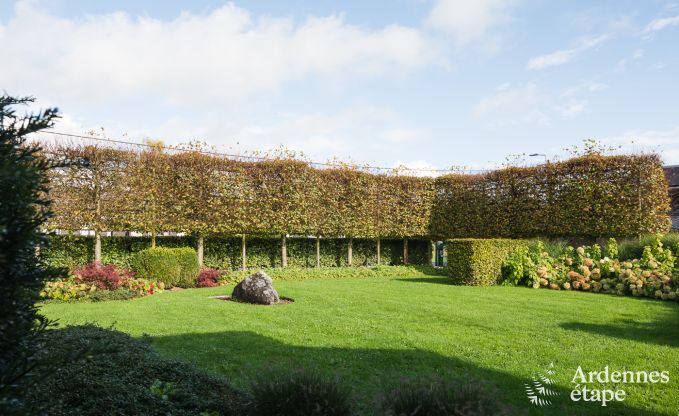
[44,146,670,240]
[131,247,199,287]
[446,239,528,286]
[431,154,671,238]
[45,145,434,238]
[223,265,447,284]
[44,235,431,270]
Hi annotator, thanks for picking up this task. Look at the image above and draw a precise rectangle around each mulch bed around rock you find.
[209,295,294,305]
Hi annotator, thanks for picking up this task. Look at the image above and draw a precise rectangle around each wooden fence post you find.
[281,235,288,267]
[151,231,156,248]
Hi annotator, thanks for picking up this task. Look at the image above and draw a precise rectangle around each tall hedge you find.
[431,155,671,238]
[446,239,528,286]
[43,146,670,240]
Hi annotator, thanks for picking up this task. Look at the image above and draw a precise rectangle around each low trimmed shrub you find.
[23,325,242,415]
[196,268,222,288]
[446,239,528,286]
[247,368,352,416]
[131,247,199,288]
[376,377,509,416]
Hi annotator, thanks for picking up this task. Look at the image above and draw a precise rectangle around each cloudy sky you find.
[2,0,679,170]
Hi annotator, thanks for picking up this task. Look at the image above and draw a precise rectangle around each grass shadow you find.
[560,302,679,348]
[153,330,665,416]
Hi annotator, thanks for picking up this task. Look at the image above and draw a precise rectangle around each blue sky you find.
[2,0,679,171]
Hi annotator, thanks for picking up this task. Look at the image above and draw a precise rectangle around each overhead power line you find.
[38,130,488,174]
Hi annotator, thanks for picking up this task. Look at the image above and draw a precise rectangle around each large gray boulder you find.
[231,271,280,305]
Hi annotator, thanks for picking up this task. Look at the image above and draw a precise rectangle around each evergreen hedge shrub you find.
[446,239,528,286]
[44,235,431,270]
[131,247,199,288]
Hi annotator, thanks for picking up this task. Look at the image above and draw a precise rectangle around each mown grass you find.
[40,274,679,415]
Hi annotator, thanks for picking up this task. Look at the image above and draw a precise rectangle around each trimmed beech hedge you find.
[45,147,671,242]
[131,247,199,287]
[447,239,528,286]
[431,155,671,238]
[43,235,431,270]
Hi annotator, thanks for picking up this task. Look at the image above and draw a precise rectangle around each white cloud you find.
[473,83,550,125]
[560,81,608,97]
[616,48,644,71]
[379,128,424,143]
[392,160,442,177]
[642,14,679,35]
[554,100,587,117]
[602,127,679,164]
[43,104,426,163]
[0,1,435,106]
[525,34,610,70]
[425,0,518,46]
[474,80,606,125]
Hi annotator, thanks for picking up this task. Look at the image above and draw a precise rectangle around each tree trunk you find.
[316,236,320,268]
[94,230,102,264]
[348,237,353,266]
[151,231,156,248]
[430,239,435,266]
[241,234,247,270]
[377,237,381,266]
[281,235,288,267]
[197,235,204,267]
[403,237,409,265]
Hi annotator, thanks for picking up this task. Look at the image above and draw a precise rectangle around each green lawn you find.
[40,276,679,415]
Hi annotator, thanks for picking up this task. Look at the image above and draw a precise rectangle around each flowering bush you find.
[196,268,222,288]
[502,235,679,302]
[41,279,97,301]
[41,264,164,302]
[73,262,134,290]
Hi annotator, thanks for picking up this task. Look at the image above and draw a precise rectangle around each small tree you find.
[0,95,60,412]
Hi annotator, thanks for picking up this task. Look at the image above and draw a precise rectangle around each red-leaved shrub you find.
[196,268,222,288]
[74,263,134,290]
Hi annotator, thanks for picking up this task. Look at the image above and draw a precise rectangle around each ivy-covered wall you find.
[44,235,432,270]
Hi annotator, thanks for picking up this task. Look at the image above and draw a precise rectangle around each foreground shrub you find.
[73,262,134,290]
[377,377,509,416]
[447,239,528,286]
[247,369,352,416]
[0,95,60,413]
[23,325,242,415]
[131,247,199,287]
[196,268,222,288]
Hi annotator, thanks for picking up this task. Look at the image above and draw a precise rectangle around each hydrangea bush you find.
[502,235,679,301]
